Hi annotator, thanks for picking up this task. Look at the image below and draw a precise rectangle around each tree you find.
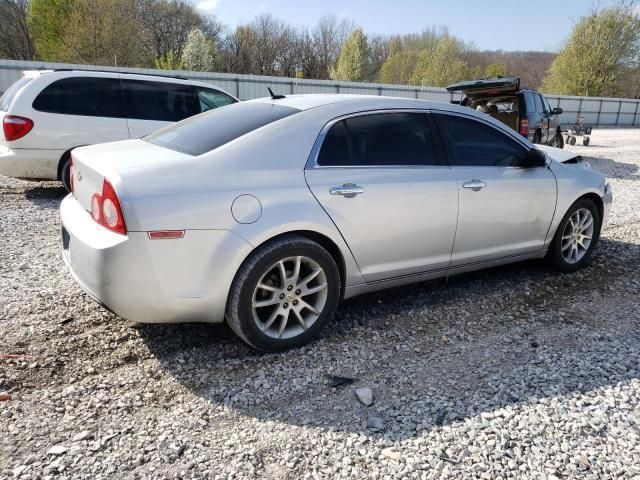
[543,2,640,96]
[485,63,507,77]
[60,0,153,67]
[28,0,73,60]
[221,25,258,74]
[182,28,216,71]
[155,50,183,70]
[411,36,469,86]
[379,49,419,84]
[331,28,369,82]
[0,0,35,60]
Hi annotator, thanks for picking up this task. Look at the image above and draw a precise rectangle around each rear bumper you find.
[0,146,62,180]
[60,194,253,324]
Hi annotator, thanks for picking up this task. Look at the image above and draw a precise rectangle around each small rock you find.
[0,392,11,401]
[367,415,385,432]
[72,431,93,442]
[12,465,27,477]
[355,387,374,406]
[47,445,67,456]
[381,447,402,461]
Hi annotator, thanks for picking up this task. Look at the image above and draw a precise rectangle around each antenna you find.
[267,87,286,100]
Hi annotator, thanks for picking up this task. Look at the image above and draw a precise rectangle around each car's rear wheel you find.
[549,198,601,273]
[533,130,542,144]
[59,156,72,192]
[226,235,341,351]
[552,132,564,149]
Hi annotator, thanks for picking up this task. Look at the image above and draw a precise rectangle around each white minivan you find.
[0,69,238,190]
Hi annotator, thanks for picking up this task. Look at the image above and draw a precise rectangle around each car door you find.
[28,76,129,150]
[122,79,199,138]
[532,93,549,143]
[433,112,556,267]
[305,111,459,282]
[541,95,559,139]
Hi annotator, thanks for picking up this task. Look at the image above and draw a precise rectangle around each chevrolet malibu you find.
[60,95,612,351]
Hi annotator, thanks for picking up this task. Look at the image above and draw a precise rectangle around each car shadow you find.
[22,184,67,208]
[582,155,638,180]
[139,234,640,441]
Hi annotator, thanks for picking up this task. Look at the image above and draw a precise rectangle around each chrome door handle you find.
[329,183,364,198]
[462,179,487,191]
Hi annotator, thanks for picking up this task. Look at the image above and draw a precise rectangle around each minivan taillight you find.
[90,179,127,235]
[3,115,34,141]
[519,119,529,136]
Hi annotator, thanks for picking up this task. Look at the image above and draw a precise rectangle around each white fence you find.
[1,59,639,127]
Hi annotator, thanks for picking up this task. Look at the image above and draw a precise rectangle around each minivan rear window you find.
[32,77,124,118]
[0,77,32,111]
[145,102,299,156]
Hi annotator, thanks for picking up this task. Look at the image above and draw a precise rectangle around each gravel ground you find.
[1,128,639,479]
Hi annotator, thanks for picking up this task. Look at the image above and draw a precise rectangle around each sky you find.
[191,0,626,52]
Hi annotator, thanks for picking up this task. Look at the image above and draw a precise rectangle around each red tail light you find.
[519,119,529,136]
[90,179,127,235]
[3,115,34,141]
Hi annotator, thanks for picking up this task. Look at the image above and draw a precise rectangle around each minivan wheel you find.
[226,235,341,352]
[549,198,601,273]
[59,157,72,192]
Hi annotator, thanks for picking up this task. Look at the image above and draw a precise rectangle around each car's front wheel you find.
[226,235,341,351]
[549,198,601,273]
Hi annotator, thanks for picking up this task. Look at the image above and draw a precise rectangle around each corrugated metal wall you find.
[1,59,639,127]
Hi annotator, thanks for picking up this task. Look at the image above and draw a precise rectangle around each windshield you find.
[0,77,32,111]
[145,101,299,156]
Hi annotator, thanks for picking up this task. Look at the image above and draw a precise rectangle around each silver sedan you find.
[60,95,612,351]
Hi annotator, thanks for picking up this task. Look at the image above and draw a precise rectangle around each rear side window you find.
[523,92,535,114]
[196,87,236,113]
[145,102,299,156]
[435,114,526,167]
[1,77,32,111]
[32,77,124,117]
[123,80,199,122]
[317,112,438,167]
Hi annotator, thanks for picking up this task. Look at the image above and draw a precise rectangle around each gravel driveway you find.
[1,128,639,479]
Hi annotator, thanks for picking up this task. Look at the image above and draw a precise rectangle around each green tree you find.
[331,28,369,82]
[485,63,507,77]
[411,36,469,87]
[28,0,73,60]
[182,28,217,71]
[543,3,640,96]
[379,50,419,84]
[155,50,183,70]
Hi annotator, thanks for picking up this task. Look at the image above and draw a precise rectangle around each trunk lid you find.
[71,139,192,213]
[447,76,520,98]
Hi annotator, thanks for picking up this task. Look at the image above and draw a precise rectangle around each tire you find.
[226,235,341,352]
[568,136,577,146]
[59,155,72,192]
[549,198,601,273]
[582,136,590,146]
[533,130,542,144]
[552,133,564,149]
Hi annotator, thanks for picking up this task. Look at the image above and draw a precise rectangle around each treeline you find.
[0,0,638,97]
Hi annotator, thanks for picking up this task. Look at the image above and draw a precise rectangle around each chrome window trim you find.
[305,108,446,170]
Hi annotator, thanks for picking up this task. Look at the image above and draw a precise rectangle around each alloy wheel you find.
[252,256,328,339]
[561,208,594,264]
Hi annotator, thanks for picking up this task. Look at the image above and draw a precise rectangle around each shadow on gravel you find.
[140,236,640,440]
[23,184,67,208]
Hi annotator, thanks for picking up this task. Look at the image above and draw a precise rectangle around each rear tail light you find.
[90,179,127,235]
[519,119,529,136]
[3,115,34,141]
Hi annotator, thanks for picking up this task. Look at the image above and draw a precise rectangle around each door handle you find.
[462,179,487,191]
[329,183,364,198]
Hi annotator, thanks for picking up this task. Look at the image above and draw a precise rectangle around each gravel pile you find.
[1,128,639,479]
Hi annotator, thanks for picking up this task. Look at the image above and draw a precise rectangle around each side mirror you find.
[522,148,547,168]
[552,107,563,115]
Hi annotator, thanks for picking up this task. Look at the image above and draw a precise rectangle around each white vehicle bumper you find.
[0,146,62,180]
[602,182,613,226]
[60,194,253,324]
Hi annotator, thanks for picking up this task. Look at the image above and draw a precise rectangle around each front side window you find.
[435,114,526,167]
[32,77,124,118]
[145,102,299,156]
[317,112,438,167]
[123,80,199,122]
[197,88,236,112]
[541,95,551,114]
[533,93,544,113]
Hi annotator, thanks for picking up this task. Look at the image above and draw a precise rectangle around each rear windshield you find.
[145,102,299,156]
[0,77,32,111]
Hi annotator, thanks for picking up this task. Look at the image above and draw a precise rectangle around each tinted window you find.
[197,88,236,112]
[32,77,124,117]
[541,95,551,113]
[146,102,299,156]
[533,93,544,113]
[436,114,526,167]
[123,80,199,122]
[317,121,350,166]
[1,77,32,111]
[317,112,438,167]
